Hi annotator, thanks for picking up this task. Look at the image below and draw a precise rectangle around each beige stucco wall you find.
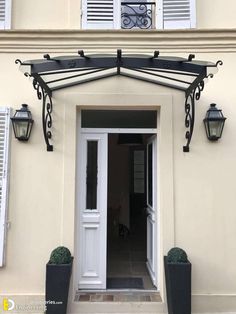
[174,53,236,295]
[9,0,236,30]
[0,31,236,313]
[12,0,81,29]
[0,52,66,294]
[197,0,236,29]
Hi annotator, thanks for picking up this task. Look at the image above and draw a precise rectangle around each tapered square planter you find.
[164,256,191,314]
[46,259,73,314]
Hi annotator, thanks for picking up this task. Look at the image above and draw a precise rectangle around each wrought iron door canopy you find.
[15,51,222,152]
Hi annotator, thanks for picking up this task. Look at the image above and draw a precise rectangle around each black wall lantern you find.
[203,103,226,141]
[11,104,34,141]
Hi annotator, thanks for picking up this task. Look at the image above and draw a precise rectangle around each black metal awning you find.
[16,50,222,152]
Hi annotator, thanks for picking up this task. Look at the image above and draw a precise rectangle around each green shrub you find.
[49,246,72,264]
[167,247,188,263]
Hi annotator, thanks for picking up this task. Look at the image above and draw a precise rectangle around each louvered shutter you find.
[0,108,11,267]
[0,0,11,29]
[157,0,196,29]
[82,0,118,29]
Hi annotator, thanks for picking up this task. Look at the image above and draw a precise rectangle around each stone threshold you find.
[75,290,162,302]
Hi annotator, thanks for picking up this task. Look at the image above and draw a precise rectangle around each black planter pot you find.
[46,259,73,314]
[164,256,191,314]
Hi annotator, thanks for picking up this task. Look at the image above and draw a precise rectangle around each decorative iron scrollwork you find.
[216,60,223,67]
[15,59,23,65]
[183,81,205,152]
[121,2,155,29]
[33,79,53,151]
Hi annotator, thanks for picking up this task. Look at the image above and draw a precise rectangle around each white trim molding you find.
[1,29,236,53]
[0,0,11,30]
[0,107,11,267]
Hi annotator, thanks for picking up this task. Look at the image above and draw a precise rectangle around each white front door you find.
[78,133,108,289]
[146,135,157,287]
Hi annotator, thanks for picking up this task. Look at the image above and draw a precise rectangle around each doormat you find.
[107,277,144,289]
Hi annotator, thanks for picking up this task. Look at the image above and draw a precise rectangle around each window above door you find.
[82,0,196,30]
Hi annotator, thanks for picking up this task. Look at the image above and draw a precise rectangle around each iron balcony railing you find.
[121,1,156,29]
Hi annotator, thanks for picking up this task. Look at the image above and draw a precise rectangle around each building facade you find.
[0,0,236,313]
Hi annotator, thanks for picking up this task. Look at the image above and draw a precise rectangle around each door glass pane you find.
[86,141,98,210]
[147,143,153,207]
[133,150,145,193]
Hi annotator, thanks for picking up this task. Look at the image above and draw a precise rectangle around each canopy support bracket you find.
[183,80,205,152]
[16,53,223,152]
[33,78,53,152]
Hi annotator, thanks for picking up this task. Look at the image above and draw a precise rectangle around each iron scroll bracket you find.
[183,80,205,152]
[182,61,223,152]
[33,78,53,152]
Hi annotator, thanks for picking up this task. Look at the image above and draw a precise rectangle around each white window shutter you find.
[0,108,11,267]
[0,0,11,30]
[82,0,118,29]
[157,0,196,29]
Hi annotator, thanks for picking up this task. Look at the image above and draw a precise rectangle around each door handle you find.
[146,207,151,218]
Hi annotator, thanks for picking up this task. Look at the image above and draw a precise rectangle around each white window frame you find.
[81,0,196,30]
[157,0,196,29]
[82,0,119,30]
[0,0,12,30]
[0,107,11,267]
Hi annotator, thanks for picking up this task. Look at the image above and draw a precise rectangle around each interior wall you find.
[108,134,130,228]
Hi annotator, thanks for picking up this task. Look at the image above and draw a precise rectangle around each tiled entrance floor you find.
[75,291,162,302]
[107,234,156,290]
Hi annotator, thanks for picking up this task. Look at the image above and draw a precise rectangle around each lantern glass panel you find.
[208,120,223,139]
[15,111,30,119]
[14,121,29,140]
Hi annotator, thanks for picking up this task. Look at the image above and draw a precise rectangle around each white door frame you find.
[77,132,108,289]
[146,135,158,287]
[77,127,158,290]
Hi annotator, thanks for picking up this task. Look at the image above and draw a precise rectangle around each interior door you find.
[146,135,157,286]
[130,148,146,231]
[78,133,108,289]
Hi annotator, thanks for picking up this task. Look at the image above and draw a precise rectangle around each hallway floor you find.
[107,225,156,290]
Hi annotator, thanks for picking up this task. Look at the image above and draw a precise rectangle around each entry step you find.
[75,291,162,302]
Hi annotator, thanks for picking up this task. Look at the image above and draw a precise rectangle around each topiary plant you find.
[49,246,72,264]
[167,247,188,263]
